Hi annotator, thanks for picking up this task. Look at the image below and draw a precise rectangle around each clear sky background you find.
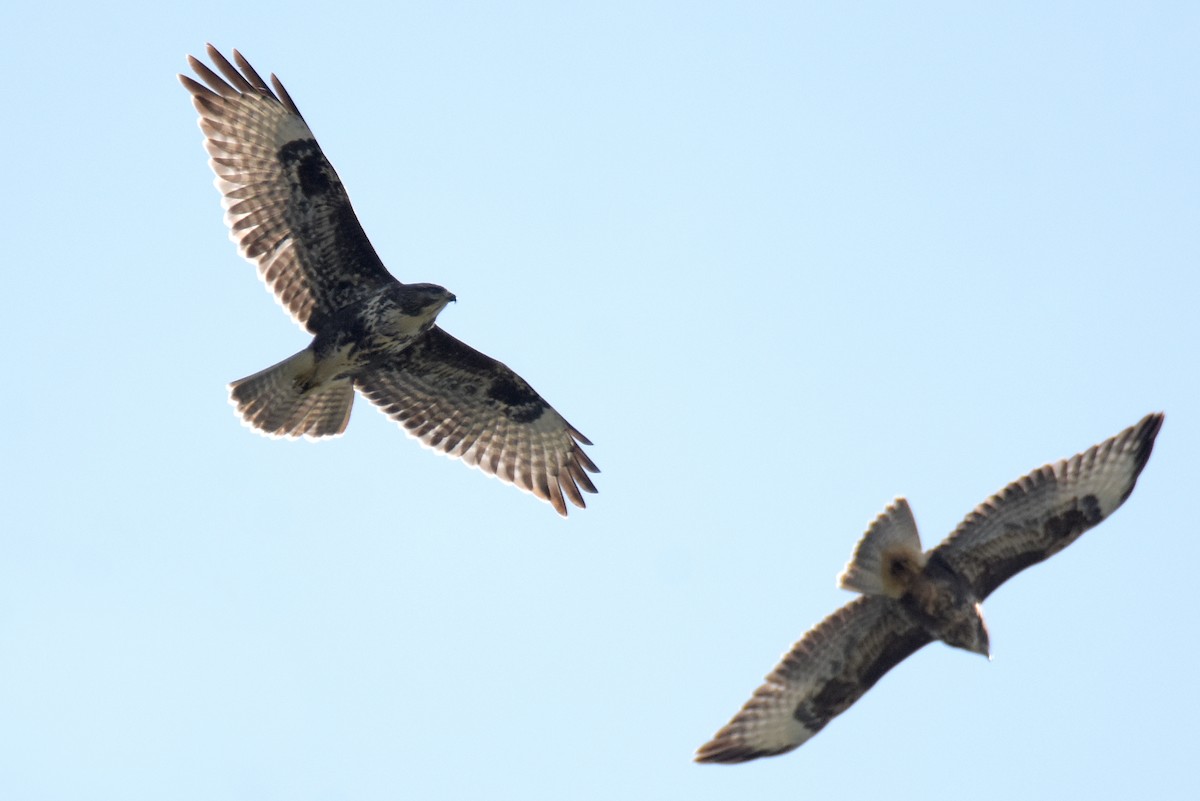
[2,3,1196,799]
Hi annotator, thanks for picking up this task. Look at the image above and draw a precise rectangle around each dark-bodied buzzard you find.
[695,413,1162,763]
[180,46,598,516]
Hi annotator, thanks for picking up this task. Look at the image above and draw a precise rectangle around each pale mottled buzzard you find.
[180,46,598,516]
[696,413,1162,763]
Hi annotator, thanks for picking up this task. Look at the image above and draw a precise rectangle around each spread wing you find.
[695,596,931,763]
[356,327,599,517]
[931,413,1163,601]
[180,45,394,331]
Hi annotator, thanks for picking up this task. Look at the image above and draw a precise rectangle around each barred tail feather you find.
[229,349,354,439]
[838,498,926,598]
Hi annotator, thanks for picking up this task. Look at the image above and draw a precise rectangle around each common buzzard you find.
[180,46,598,516]
[695,412,1162,763]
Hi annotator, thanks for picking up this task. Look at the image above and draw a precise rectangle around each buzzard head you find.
[402,283,457,317]
[375,283,457,338]
[943,601,991,659]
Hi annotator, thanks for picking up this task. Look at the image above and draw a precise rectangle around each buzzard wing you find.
[180,46,394,331]
[695,596,931,763]
[930,413,1162,601]
[356,327,599,517]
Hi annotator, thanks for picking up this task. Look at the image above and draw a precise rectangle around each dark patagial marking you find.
[420,330,499,373]
[982,550,1046,589]
[968,494,1106,598]
[278,139,332,197]
[329,199,384,273]
[856,633,927,689]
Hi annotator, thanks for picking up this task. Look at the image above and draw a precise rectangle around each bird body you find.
[228,283,456,438]
[696,413,1162,763]
[895,552,990,658]
[842,499,990,657]
[181,46,597,514]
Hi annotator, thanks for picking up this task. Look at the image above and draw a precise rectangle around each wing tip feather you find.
[694,738,795,765]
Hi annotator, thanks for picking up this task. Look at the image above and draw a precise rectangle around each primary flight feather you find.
[179,46,598,516]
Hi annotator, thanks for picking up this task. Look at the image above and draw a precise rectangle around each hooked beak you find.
[974,603,991,660]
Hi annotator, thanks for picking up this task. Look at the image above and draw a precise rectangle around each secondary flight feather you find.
[696,413,1162,763]
[179,46,598,516]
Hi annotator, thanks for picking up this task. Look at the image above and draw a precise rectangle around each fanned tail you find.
[838,498,926,598]
[229,349,354,439]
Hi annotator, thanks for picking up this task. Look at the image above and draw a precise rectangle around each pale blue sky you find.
[2,3,1197,799]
